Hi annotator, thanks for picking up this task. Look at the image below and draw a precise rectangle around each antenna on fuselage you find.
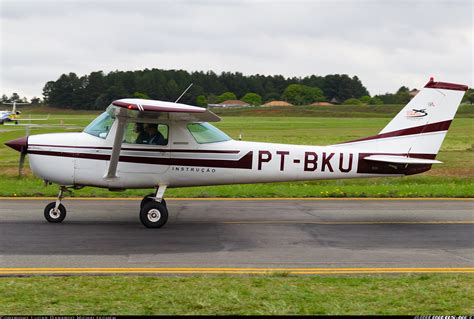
[174,83,193,103]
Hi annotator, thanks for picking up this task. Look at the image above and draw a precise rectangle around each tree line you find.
[2,69,473,108]
[41,69,370,109]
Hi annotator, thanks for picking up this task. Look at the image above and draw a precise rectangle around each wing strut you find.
[104,115,127,179]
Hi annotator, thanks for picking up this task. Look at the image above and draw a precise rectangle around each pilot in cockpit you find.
[144,123,166,145]
[134,123,149,144]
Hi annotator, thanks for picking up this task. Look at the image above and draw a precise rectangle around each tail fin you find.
[338,78,468,158]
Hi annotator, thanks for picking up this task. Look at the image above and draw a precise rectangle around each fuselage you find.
[25,119,417,190]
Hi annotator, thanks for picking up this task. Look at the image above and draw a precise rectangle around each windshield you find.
[83,112,114,139]
[187,122,231,144]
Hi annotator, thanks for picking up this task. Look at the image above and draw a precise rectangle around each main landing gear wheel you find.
[141,193,167,209]
[140,201,168,228]
[44,202,67,223]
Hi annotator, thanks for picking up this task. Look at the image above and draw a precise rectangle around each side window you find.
[124,122,169,146]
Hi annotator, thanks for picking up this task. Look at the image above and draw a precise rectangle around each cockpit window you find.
[83,112,114,139]
[187,122,231,144]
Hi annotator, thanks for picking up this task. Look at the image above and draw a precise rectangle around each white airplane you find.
[0,101,49,125]
[5,78,468,228]
[0,101,29,124]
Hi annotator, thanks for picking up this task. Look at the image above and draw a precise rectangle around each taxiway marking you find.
[220,221,474,225]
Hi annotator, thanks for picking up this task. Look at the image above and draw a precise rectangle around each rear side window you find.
[187,122,231,144]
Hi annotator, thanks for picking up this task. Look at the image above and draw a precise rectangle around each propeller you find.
[4,134,29,177]
[18,125,30,177]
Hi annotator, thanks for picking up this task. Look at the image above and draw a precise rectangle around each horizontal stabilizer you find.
[363,155,442,164]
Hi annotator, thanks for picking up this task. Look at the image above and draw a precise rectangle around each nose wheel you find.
[44,186,68,223]
[44,202,67,223]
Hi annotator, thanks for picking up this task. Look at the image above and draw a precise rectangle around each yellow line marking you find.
[0,197,472,201]
[0,267,472,275]
[220,221,474,225]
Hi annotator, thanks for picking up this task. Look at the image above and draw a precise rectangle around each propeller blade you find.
[18,151,26,177]
[18,125,30,177]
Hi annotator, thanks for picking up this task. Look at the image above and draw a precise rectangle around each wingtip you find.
[424,79,469,91]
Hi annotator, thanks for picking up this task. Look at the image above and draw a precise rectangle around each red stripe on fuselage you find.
[27,150,253,169]
[28,144,240,154]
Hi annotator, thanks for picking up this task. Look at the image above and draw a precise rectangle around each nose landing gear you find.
[44,186,68,223]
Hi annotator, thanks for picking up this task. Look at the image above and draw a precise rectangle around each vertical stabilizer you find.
[337,78,468,158]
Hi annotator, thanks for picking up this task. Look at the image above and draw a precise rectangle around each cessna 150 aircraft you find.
[5,78,468,228]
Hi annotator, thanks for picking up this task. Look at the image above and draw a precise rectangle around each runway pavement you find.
[0,198,473,273]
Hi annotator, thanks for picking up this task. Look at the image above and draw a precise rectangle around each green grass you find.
[1,274,472,315]
[0,109,473,197]
[216,116,473,152]
[0,174,472,198]
[213,103,474,118]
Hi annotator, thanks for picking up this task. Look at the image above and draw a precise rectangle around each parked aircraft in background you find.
[1,101,50,125]
[5,78,468,228]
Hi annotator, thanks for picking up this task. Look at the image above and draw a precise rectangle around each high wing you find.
[105,99,220,179]
[110,98,220,122]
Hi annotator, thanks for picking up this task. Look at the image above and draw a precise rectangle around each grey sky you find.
[0,0,472,99]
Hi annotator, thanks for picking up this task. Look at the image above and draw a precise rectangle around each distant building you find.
[330,97,340,104]
[262,100,294,107]
[210,99,249,108]
[311,102,333,106]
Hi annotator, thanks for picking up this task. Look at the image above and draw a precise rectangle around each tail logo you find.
[406,108,428,118]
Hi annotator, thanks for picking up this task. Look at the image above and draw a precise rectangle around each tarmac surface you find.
[0,199,473,272]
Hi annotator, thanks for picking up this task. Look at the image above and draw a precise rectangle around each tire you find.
[140,193,167,209]
[139,201,168,228]
[0,120,3,125]
[44,202,67,223]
